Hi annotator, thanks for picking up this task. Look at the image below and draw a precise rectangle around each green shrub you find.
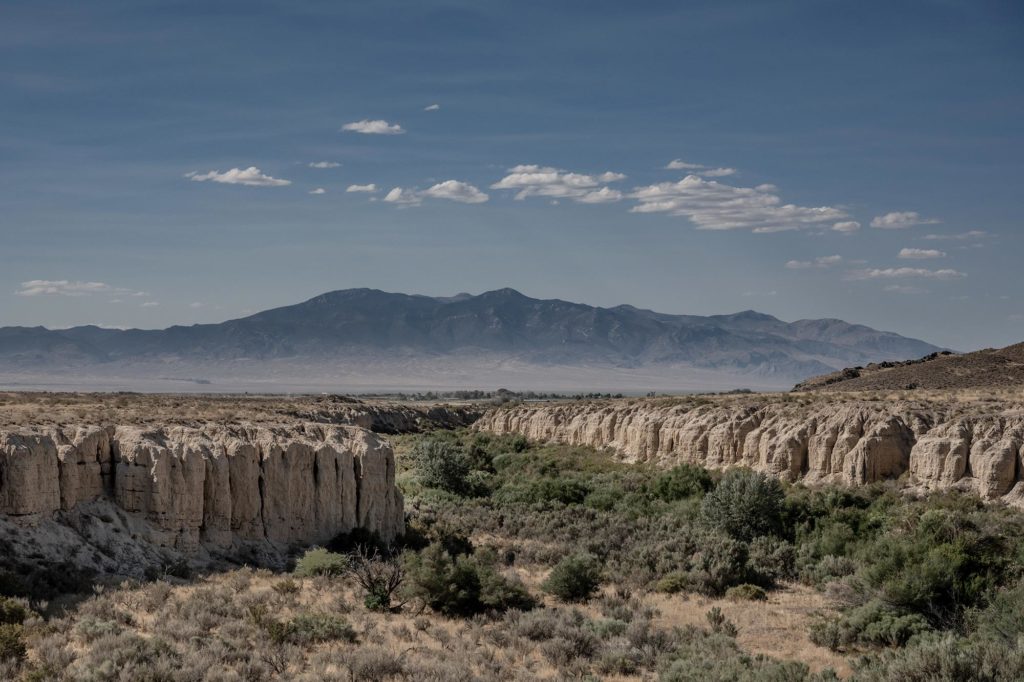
[748,536,797,585]
[682,532,750,596]
[705,607,738,637]
[542,554,603,602]
[410,438,472,495]
[0,598,28,626]
[700,469,785,542]
[656,572,689,594]
[294,547,349,577]
[0,624,26,664]
[267,613,357,645]
[652,464,714,501]
[725,584,767,601]
[404,543,535,616]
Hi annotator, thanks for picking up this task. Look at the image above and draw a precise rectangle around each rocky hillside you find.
[0,399,418,578]
[476,395,1024,505]
[793,342,1024,392]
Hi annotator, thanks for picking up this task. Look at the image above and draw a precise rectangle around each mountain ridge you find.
[0,288,942,391]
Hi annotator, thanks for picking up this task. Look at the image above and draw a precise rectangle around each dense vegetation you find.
[2,428,1024,680]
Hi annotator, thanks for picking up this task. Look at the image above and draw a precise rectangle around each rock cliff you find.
[476,398,1024,505]
[0,422,404,574]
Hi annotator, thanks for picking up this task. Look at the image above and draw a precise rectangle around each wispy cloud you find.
[309,187,326,195]
[383,180,489,206]
[847,267,965,280]
[884,284,929,295]
[185,167,291,187]
[341,119,404,135]
[786,255,843,269]
[628,174,846,233]
[869,211,940,229]
[701,167,736,177]
[16,280,145,297]
[898,247,945,260]
[491,165,626,203]
[665,159,704,170]
[923,230,987,241]
[832,221,861,233]
[141,301,159,307]
[308,161,340,168]
[346,183,378,193]
[424,103,440,111]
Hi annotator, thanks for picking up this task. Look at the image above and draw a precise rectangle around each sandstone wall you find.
[476,399,1024,505]
[0,423,404,554]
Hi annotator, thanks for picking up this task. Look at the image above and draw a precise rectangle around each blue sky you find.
[2,0,1022,351]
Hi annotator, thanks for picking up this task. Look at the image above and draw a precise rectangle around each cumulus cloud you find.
[185,167,291,187]
[847,267,965,280]
[923,230,987,241]
[382,181,488,206]
[869,211,940,229]
[420,180,489,204]
[832,221,861,233]
[382,187,422,206]
[491,164,626,203]
[346,183,378,193]
[701,167,737,177]
[17,280,144,297]
[627,174,847,233]
[341,119,404,135]
[898,248,945,260]
[424,103,440,111]
[665,159,704,170]
[309,188,326,195]
[786,255,843,269]
[309,161,340,168]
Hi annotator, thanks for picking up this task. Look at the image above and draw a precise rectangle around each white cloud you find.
[420,180,489,204]
[786,255,843,269]
[832,221,861,233]
[847,267,965,280]
[424,103,440,111]
[701,167,736,177]
[309,187,326,195]
[309,161,340,168]
[491,164,626,203]
[884,285,929,295]
[869,211,940,229]
[189,302,204,309]
[628,174,847,233]
[382,187,421,206]
[346,183,378,193]
[16,280,144,297]
[382,180,489,206]
[185,167,291,187]
[141,301,159,307]
[341,119,404,135]
[576,187,624,203]
[923,230,987,241]
[898,247,945,260]
[665,159,703,170]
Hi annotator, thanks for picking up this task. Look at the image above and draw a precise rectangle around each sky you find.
[1,0,1022,351]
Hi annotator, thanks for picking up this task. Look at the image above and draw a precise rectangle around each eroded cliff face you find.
[477,399,1024,505]
[0,423,404,562]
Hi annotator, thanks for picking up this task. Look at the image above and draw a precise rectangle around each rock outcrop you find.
[477,398,1024,504]
[0,423,404,572]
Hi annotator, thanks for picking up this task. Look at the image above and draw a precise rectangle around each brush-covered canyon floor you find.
[2,392,1024,680]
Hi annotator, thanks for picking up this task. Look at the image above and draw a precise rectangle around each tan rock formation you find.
[476,398,1024,504]
[0,423,404,556]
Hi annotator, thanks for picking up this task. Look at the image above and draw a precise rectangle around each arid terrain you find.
[2,389,1024,680]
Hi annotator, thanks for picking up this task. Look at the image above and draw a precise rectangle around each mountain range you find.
[0,288,941,392]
